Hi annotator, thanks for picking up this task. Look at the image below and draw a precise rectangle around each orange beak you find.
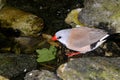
[51,35,57,41]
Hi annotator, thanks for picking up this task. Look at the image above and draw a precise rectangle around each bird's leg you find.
[66,52,81,57]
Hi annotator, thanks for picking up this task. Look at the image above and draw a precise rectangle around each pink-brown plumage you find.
[67,27,108,52]
[52,27,109,54]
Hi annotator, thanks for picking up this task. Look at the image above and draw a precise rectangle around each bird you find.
[51,27,119,57]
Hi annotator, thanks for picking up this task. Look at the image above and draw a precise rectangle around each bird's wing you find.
[67,27,108,51]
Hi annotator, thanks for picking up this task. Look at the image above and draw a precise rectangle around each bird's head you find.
[51,29,71,45]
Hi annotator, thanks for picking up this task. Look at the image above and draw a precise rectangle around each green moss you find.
[65,8,85,27]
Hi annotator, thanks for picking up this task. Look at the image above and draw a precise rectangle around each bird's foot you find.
[66,52,81,57]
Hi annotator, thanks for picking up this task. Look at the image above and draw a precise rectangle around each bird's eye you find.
[57,36,62,39]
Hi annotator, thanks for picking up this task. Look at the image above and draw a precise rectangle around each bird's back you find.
[67,27,108,52]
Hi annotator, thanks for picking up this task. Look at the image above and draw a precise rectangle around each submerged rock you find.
[79,0,120,33]
[0,6,44,37]
[57,57,120,80]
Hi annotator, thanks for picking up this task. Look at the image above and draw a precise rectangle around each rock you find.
[0,32,43,54]
[65,8,84,27]
[0,53,37,78]
[0,0,6,10]
[42,33,59,47]
[104,41,120,57]
[14,37,42,54]
[78,0,120,33]
[24,70,60,80]
[0,33,43,54]
[0,32,16,53]
[0,75,9,80]
[0,6,44,37]
[57,57,120,80]
[14,33,58,54]
[7,0,82,34]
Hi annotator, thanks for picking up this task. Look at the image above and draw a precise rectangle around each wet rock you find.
[0,53,37,78]
[57,57,120,80]
[79,0,120,33]
[24,70,60,80]
[0,6,44,37]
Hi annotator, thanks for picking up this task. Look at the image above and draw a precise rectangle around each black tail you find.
[105,33,120,47]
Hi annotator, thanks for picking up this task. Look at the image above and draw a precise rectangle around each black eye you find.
[57,36,62,39]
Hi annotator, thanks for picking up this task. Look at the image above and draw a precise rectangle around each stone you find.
[0,0,6,10]
[57,57,120,80]
[79,0,120,33]
[0,6,44,37]
[0,53,37,78]
[24,70,60,80]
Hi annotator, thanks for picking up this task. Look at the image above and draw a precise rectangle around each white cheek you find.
[58,38,67,46]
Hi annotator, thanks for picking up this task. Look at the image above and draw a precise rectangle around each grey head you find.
[55,29,71,45]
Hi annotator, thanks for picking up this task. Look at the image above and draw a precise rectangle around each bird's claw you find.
[66,52,81,57]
